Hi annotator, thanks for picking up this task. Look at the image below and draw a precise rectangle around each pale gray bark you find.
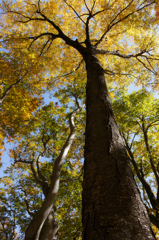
[25,100,82,240]
[39,207,58,240]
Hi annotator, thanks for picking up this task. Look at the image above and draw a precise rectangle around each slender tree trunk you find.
[39,207,58,240]
[82,54,156,240]
[25,102,81,240]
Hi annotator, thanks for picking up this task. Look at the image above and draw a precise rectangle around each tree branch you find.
[36,155,47,183]
[28,33,59,50]
[109,0,134,27]
[2,3,45,23]
[123,136,158,209]
[0,70,28,104]
[136,57,157,75]
[84,0,90,13]
[32,10,85,54]
[130,131,140,150]
[95,0,156,47]
[51,58,84,81]
[149,213,159,229]
[85,15,91,46]
[95,48,152,58]
[21,189,34,217]
[90,0,96,13]
[60,171,83,183]
[95,48,159,74]
[2,2,86,55]
[30,162,44,187]
[147,120,159,131]
[142,120,159,185]
[63,0,86,25]
[103,68,138,80]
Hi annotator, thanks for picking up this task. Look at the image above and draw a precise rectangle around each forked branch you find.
[25,97,83,240]
[95,0,156,47]
[63,0,86,25]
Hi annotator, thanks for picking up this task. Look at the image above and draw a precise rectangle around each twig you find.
[0,70,28,104]
[95,0,156,47]
[60,171,83,183]
[63,0,86,25]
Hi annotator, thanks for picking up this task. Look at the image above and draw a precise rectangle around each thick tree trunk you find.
[82,54,156,240]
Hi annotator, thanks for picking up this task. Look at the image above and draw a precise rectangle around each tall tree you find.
[1,0,159,239]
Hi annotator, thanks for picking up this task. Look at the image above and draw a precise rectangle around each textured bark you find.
[82,54,156,240]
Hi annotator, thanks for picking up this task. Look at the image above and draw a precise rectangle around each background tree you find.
[2,89,159,239]
[0,85,85,239]
[112,89,159,235]
[0,47,55,161]
[1,0,159,239]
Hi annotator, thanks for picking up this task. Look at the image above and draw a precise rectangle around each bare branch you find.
[84,0,90,13]
[38,0,41,12]
[92,8,107,18]
[30,162,44,187]
[22,189,34,217]
[2,6,44,23]
[147,120,159,130]
[136,57,157,75]
[63,0,86,25]
[95,0,156,47]
[52,58,84,81]
[95,48,159,75]
[90,0,96,14]
[39,37,52,56]
[28,33,59,50]
[96,48,150,58]
[109,0,134,27]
